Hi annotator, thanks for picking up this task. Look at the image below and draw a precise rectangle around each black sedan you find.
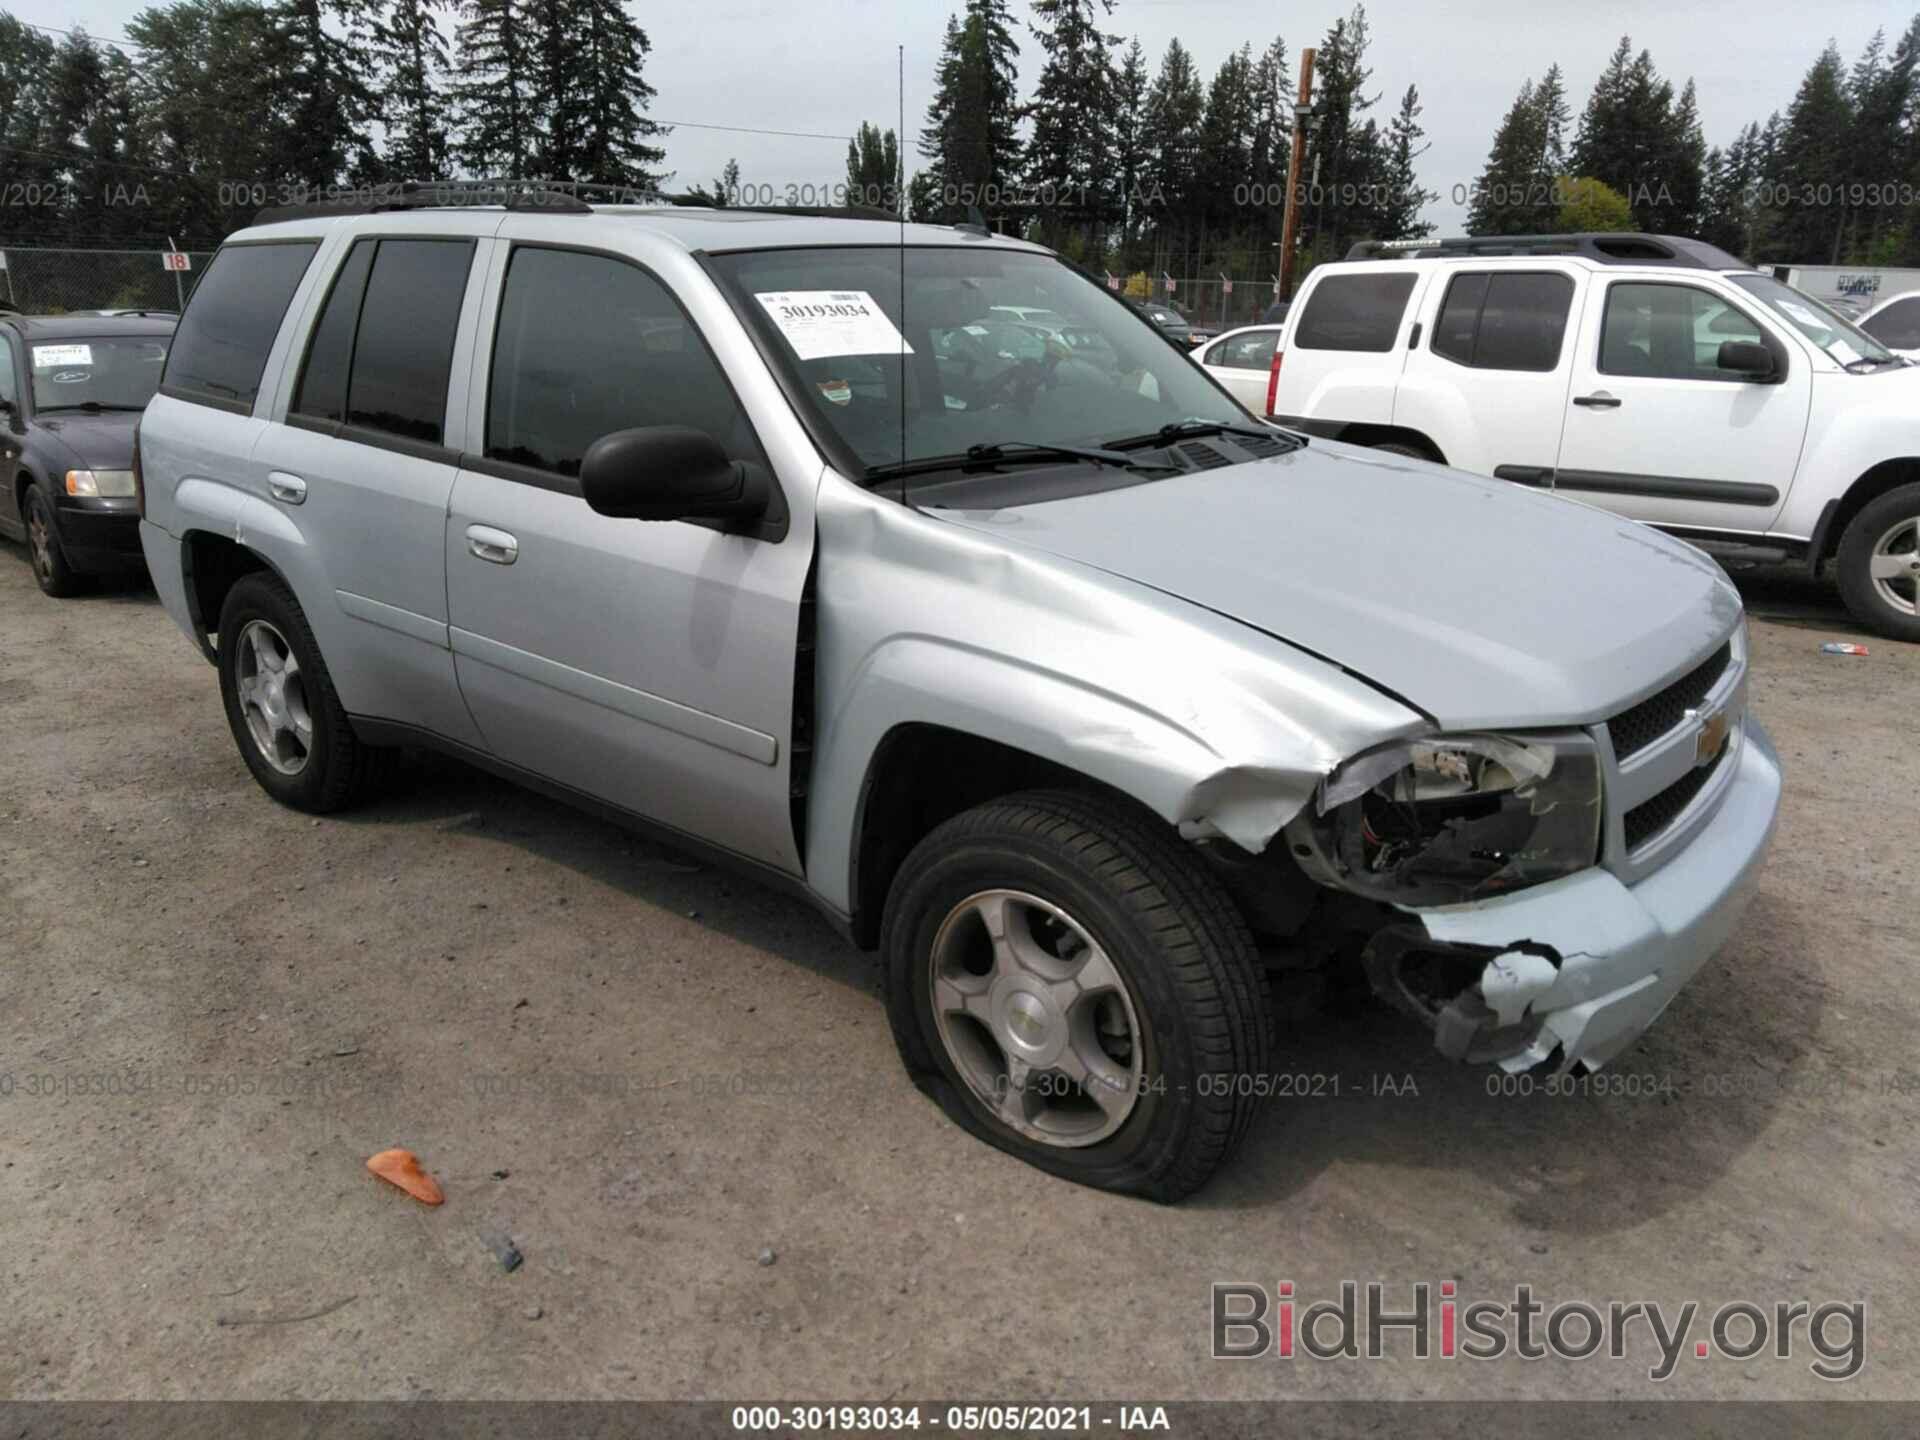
[0,311,173,596]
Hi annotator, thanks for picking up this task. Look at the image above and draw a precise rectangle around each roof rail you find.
[1344,232,1750,271]
[251,177,907,228]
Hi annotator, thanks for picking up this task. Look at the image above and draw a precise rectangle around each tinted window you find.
[1292,273,1417,351]
[0,338,14,406]
[292,240,375,424]
[1601,283,1766,382]
[1431,274,1487,365]
[345,239,472,443]
[487,247,758,478]
[163,242,316,409]
[1862,296,1920,350]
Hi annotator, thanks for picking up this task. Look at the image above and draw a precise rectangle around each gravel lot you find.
[1,543,1915,1404]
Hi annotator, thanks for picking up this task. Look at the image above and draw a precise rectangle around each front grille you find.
[1622,746,1726,851]
[1607,642,1731,761]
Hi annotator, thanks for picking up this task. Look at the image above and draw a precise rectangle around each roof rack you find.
[1343,233,1750,271]
[253,177,904,227]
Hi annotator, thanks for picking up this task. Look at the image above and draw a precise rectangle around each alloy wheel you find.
[234,619,314,775]
[27,506,53,583]
[928,888,1144,1148]
[1868,516,1920,618]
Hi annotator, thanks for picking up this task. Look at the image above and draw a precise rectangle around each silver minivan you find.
[136,189,1781,1199]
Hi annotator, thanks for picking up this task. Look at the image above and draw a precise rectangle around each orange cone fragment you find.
[366,1148,445,1206]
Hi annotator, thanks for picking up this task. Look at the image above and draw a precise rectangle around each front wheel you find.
[22,484,85,597]
[880,790,1274,1201]
[1835,482,1920,642]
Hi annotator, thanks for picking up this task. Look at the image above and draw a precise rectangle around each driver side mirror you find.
[579,426,769,525]
[1717,339,1777,381]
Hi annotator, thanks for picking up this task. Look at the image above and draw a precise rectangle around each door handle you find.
[1572,392,1622,409]
[268,471,307,504]
[466,524,518,565]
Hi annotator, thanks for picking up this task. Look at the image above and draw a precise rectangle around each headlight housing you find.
[65,469,137,498]
[1294,732,1602,907]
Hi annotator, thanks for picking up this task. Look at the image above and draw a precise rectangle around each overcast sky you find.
[20,0,1906,242]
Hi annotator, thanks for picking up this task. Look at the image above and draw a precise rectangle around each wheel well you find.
[847,725,1098,948]
[1331,424,1446,464]
[1816,458,1920,567]
[182,530,273,655]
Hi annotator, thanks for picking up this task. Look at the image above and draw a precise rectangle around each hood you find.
[35,411,140,471]
[926,445,1743,730]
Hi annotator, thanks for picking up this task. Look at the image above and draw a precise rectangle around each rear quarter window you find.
[1292,272,1417,352]
[162,241,317,412]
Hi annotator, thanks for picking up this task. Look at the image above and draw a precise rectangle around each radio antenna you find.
[897,40,908,506]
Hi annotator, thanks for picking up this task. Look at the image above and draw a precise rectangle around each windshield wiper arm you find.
[1105,418,1307,451]
[863,439,1165,485]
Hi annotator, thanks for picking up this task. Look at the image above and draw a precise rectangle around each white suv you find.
[1267,233,1920,640]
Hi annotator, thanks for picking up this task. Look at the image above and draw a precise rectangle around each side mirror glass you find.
[579,426,768,524]
[1717,339,1776,379]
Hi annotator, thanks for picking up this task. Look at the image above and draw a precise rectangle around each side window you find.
[1291,273,1417,352]
[1601,283,1766,382]
[162,241,318,410]
[0,338,15,406]
[292,240,375,424]
[1432,274,1488,365]
[1862,296,1920,351]
[486,246,760,479]
[1217,329,1279,370]
[1430,272,1573,371]
[292,238,471,443]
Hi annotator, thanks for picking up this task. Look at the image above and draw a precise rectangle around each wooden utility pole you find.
[1276,47,1317,302]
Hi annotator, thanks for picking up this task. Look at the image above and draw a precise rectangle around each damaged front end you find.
[1274,716,1783,1074]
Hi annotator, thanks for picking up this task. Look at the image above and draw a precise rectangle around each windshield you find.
[29,336,171,411]
[1729,275,1895,368]
[708,246,1249,473]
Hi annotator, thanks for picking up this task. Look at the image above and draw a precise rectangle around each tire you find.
[1835,482,1920,642]
[880,789,1274,1202]
[22,484,85,598]
[216,572,392,812]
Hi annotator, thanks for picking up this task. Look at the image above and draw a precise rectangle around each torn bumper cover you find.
[1365,717,1782,1073]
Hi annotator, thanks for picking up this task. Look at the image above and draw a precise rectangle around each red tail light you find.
[1265,349,1284,417]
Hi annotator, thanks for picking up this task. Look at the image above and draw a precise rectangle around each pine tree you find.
[1195,45,1255,233]
[1112,38,1149,244]
[1772,42,1855,262]
[846,123,901,211]
[277,0,385,187]
[1140,39,1205,251]
[1376,84,1435,240]
[1845,22,1919,259]
[916,1,1022,224]
[453,0,533,178]
[1298,4,1385,262]
[1022,0,1121,239]
[1570,37,1703,232]
[1246,35,1292,207]
[379,0,452,180]
[1467,79,1542,234]
[567,0,666,188]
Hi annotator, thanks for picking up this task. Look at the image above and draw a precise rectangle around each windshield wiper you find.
[1104,418,1307,451]
[863,439,1166,485]
[37,401,147,413]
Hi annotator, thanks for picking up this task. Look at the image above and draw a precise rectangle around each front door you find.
[445,240,815,873]
[1554,277,1810,533]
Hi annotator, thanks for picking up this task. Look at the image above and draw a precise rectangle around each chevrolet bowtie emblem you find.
[1691,707,1730,769]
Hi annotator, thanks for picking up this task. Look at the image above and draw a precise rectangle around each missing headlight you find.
[1293,733,1602,907]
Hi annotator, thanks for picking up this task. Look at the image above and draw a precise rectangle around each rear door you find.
[1199,328,1280,411]
[1553,277,1809,532]
[1393,266,1581,479]
[252,227,492,747]
[1271,268,1424,427]
[444,237,816,873]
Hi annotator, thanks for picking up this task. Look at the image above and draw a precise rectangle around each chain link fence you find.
[0,247,213,315]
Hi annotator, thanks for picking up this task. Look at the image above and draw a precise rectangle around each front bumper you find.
[1396,715,1783,1072]
[53,495,144,572]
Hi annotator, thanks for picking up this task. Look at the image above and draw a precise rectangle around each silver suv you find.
[135,188,1782,1200]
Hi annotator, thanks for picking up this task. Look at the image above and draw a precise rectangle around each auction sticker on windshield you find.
[32,344,94,368]
[756,290,913,360]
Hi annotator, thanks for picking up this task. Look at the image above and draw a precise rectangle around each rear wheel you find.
[22,484,85,597]
[881,790,1273,1201]
[1835,483,1920,642]
[217,572,392,811]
